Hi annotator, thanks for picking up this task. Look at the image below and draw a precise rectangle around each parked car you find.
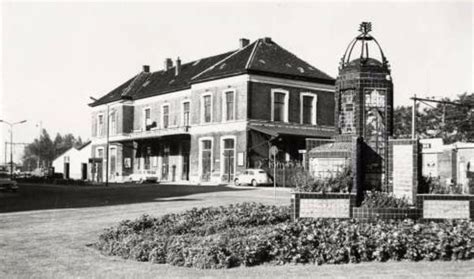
[0,172,19,192]
[128,170,159,184]
[234,169,272,187]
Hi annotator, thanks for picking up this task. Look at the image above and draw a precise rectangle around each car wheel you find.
[234,178,240,186]
[251,179,258,187]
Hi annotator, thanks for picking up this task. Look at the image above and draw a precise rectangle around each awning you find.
[248,124,335,138]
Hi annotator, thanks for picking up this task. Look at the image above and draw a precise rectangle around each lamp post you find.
[0,120,27,179]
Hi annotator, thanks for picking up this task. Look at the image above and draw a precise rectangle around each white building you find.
[52,142,91,180]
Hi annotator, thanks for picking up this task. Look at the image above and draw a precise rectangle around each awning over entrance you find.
[248,124,335,138]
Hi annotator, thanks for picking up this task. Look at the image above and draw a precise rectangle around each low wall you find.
[291,193,356,220]
[417,194,474,219]
[292,193,474,220]
[352,207,421,220]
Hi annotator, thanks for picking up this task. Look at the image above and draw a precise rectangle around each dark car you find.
[0,172,19,192]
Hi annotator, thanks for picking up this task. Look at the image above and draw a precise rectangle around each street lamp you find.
[0,119,27,179]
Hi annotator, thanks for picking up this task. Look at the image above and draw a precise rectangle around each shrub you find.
[295,165,352,193]
[360,191,411,209]
[95,203,473,269]
[419,176,464,194]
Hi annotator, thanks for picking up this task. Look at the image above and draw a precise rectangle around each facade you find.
[421,138,474,192]
[52,141,91,180]
[89,38,336,184]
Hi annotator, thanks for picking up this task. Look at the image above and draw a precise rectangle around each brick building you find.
[89,38,336,184]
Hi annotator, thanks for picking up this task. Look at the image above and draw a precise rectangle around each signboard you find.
[237,152,244,167]
[423,200,470,219]
[392,144,415,204]
[299,198,350,218]
[270,146,278,157]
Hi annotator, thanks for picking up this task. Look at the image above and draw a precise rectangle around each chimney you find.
[175,57,181,76]
[263,37,272,43]
[239,38,250,48]
[142,65,150,73]
[164,58,173,71]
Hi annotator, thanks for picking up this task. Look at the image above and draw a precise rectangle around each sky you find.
[1,1,473,163]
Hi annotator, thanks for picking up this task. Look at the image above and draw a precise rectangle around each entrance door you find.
[201,140,212,182]
[81,163,87,180]
[64,163,70,179]
[161,144,170,181]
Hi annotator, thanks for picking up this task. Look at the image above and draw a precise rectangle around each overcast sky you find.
[1,1,472,163]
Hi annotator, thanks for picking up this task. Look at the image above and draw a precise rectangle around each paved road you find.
[0,183,472,278]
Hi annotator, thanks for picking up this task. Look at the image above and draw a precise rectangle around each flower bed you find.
[94,203,473,269]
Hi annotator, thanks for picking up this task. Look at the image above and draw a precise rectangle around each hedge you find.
[94,203,473,269]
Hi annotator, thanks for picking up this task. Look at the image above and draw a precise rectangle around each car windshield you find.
[258,171,265,174]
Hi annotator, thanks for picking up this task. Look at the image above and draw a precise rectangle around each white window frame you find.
[222,89,236,122]
[220,135,237,180]
[271,89,289,122]
[161,104,170,129]
[300,92,318,125]
[198,137,214,179]
[181,100,191,127]
[143,107,152,131]
[97,113,104,137]
[201,93,213,124]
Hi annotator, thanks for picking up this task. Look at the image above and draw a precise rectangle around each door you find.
[81,163,87,180]
[64,163,70,179]
[161,144,169,180]
[201,140,212,182]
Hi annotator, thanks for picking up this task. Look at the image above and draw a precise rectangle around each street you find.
[0,183,472,278]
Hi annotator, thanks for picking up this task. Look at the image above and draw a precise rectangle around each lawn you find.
[0,184,472,278]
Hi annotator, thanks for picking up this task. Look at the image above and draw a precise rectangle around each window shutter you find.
[92,115,97,137]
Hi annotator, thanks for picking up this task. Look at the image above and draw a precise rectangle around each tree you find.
[393,92,474,143]
[22,129,85,170]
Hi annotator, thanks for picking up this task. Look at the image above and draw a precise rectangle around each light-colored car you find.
[128,170,159,184]
[234,169,272,187]
[0,172,19,192]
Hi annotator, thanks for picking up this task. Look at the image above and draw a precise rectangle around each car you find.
[128,170,159,184]
[234,169,272,187]
[0,172,19,192]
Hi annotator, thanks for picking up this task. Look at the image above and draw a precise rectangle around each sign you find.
[423,200,470,219]
[299,198,350,218]
[237,152,244,166]
[270,146,279,157]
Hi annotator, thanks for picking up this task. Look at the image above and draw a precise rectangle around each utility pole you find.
[410,95,473,140]
[0,120,27,179]
[412,94,417,139]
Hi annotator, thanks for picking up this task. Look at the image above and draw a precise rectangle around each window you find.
[221,137,235,182]
[223,90,235,121]
[271,89,288,122]
[143,108,151,131]
[97,114,104,136]
[110,110,117,135]
[162,105,169,129]
[201,94,212,123]
[300,93,317,125]
[182,101,190,127]
[96,148,104,158]
[109,147,117,174]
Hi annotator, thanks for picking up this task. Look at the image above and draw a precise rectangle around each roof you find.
[90,38,335,107]
[249,124,335,138]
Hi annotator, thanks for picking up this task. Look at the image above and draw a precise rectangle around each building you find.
[421,138,474,193]
[88,37,336,184]
[52,141,91,180]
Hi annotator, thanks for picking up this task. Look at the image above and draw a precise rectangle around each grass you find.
[0,184,473,278]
